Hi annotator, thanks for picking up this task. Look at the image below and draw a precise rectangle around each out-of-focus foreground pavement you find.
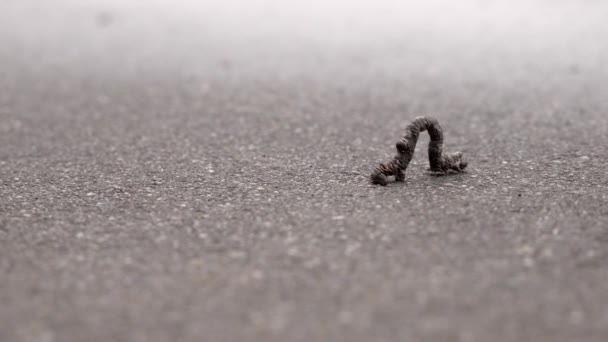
[1,1,608,341]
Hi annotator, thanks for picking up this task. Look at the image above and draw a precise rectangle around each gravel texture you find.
[1,1,608,342]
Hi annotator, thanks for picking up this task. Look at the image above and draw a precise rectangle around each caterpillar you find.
[370,116,468,186]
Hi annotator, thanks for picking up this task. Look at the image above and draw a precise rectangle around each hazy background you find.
[2,0,607,78]
[2,1,608,342]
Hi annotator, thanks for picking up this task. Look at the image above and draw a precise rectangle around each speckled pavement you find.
[1,1,608,341]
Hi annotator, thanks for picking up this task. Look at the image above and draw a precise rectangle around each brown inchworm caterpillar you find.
[370,116,468,186]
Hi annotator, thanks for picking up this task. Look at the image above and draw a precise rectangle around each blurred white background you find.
[2,0,606,78]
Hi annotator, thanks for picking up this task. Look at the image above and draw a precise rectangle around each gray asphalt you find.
[2,1,608,341]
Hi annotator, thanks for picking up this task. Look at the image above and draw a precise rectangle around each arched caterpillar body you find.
[370,116,468,186]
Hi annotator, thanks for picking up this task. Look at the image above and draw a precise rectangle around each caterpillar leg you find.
[370,157,403,186]
[445,152,468,172]
[370,172,389,186]
[429,152,468,174]
[370,170,404,185]
[395,170,405,182]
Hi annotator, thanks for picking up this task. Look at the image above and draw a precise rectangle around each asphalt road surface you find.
[1,1,608,341]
